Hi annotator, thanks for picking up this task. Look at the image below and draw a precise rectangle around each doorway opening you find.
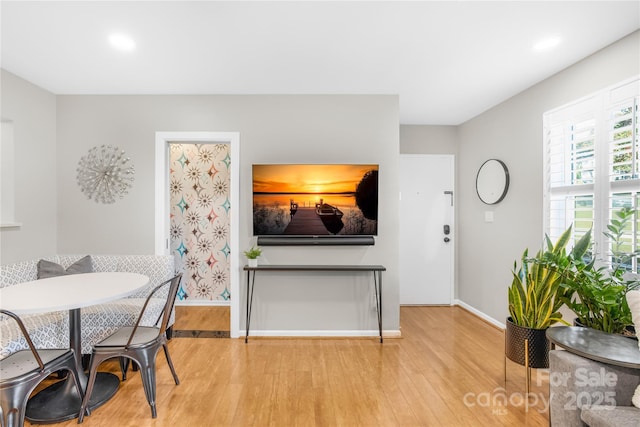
[155,132,240,338]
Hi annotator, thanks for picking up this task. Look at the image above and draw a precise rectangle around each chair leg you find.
[0,384,32,427]
[78,353,108,423]
[119,357,131,381]
[137,359,158,419]
[162,343,180,385]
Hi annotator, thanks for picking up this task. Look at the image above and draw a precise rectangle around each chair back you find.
[125,274,182,347]
[0,309,45,370]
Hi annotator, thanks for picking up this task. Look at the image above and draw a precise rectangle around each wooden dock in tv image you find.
[284,199,344,235]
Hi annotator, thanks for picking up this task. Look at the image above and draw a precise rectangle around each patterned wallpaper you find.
[169,143,231,302]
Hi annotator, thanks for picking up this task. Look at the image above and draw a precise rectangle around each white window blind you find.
[544,77,639,272]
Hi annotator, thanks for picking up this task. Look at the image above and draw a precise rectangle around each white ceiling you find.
[2,1,639,125]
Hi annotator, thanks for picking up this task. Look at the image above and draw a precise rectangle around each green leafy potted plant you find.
[243,245,262,267]
[506,225,591,369]
[562,207,640,336]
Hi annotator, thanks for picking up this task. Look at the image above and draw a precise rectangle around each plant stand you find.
[504,318,550,397]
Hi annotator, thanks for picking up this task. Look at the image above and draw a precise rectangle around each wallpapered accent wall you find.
[169,143,231,302]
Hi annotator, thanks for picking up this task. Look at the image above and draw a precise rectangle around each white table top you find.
[0,272,149,315]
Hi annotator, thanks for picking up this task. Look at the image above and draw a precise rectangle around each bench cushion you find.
[581,405,640,427]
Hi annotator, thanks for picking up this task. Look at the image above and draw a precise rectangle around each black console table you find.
[243,264,386,343]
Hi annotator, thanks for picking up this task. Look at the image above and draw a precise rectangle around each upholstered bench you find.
[0,254,175,358]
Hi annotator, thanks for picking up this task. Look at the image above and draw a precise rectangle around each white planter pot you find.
[247,258,258,267]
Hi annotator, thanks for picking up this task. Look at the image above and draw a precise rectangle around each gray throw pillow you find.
[37,255,93,279]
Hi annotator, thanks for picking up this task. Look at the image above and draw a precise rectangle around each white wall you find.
[55,94,400,334]
[399,125,458,155]
[456,30,640,325]
[0,70,57,264]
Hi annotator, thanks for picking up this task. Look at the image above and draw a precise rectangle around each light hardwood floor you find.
[173,305,231,331]
[28,306,550,426]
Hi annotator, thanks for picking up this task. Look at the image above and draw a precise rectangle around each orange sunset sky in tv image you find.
[253,164,378,194]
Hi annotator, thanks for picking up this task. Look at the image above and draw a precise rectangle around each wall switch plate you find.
[485,211,494,222]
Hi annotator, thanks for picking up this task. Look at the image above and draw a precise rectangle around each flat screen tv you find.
[252,164,378,238]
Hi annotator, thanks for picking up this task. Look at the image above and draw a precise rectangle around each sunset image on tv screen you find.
[252,164,378,236]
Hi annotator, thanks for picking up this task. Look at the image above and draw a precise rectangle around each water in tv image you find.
[253,164,378,236]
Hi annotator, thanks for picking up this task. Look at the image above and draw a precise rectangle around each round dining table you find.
[0,271,149,423]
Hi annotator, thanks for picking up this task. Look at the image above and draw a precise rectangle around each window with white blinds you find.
[544,77,639,273]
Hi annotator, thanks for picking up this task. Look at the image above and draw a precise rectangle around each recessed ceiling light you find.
[534,36,561,51]
[108,33,136,52]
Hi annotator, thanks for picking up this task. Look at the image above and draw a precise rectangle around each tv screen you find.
[252,164,378,236]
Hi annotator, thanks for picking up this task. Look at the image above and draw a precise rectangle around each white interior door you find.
[399,154,454,305]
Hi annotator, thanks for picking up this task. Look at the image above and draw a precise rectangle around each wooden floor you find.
[28,306,550,426]
[173,305,231,331]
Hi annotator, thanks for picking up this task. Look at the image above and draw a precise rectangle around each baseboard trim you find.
[453,299,505,329]
[245,329,402,339]
[174,300,231,307]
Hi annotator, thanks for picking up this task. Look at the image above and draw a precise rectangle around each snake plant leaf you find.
[508,277,524,323]
[552,224,572,255]
[520,249,529,280]
[571,228,592,260]
[544,234,554,252]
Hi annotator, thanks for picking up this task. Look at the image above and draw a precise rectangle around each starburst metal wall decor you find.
[76,145,135,204]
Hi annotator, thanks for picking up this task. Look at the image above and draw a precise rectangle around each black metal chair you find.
[0,309,84,427]
[78,274,182,422]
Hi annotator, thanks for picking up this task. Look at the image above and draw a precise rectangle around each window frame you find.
[543,76,639,272]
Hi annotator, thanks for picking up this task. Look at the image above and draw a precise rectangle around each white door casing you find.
[399,154,454,305]
[155,132,241,338]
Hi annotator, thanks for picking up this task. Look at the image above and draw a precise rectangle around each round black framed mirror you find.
[476,159,509,205]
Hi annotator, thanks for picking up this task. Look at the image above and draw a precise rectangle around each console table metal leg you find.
[245,271,256,343]
[373,271,383,343]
